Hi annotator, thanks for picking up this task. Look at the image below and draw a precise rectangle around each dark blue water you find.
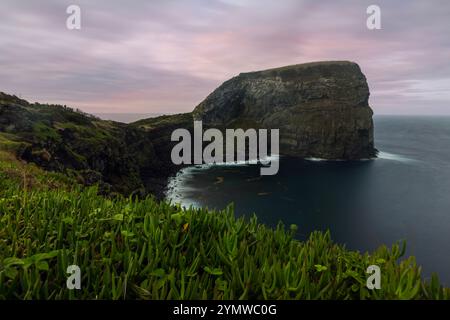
[166,116,450,284]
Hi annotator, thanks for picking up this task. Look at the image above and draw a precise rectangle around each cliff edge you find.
[193,61,376,159]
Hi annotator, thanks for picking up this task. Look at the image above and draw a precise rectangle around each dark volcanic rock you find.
[193,61,376,159]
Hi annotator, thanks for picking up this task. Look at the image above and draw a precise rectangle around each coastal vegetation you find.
[1,91,449,300]
[0,146,449,299]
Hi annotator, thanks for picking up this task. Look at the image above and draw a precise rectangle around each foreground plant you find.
[0,151,449,300]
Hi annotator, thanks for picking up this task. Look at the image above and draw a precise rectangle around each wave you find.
[166,155,280,206]
[305,152,416,163]
[180,154,280,169]
[304,157,346,162]
[208,154,280,167]
[376,151,416,163]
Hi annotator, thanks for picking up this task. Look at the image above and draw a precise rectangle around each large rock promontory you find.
[193,61,376,159]
[0,61,377,199]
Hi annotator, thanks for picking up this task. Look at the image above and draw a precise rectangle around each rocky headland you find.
[0,61,376,198]
[192,61,376,159]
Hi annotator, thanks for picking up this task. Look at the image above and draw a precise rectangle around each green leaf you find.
[112,214,124,221]
[36,260,49,271]
[4,267,18,279]
[3,257,24,267]
[171,212,184,225]
[62,217,74,225]
[215,278,228,291]
[123,204,132,214]
[31,250,60,262]
[121,230,135,238]
[204,266,223,276]
[150,268,166,278]
[314,264,327,272]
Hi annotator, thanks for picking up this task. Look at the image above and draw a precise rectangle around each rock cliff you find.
[193,61,376,159]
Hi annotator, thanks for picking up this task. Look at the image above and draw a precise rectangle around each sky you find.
[1,0,449,115]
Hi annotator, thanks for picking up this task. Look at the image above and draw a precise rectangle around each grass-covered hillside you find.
[0,92,183,198]
[0,149,449,299]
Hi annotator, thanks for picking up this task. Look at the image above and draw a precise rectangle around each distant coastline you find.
[94,113,167,123]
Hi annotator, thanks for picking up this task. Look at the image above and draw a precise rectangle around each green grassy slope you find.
[0,149,449,300]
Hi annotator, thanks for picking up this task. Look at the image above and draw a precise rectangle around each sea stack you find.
[193,61,376,160]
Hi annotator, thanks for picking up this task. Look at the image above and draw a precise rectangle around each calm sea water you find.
[166,115,450,284]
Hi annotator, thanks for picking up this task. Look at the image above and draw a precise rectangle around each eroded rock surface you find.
[193,61,376,159]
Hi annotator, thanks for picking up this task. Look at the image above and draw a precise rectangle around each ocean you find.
[166,115,450,284]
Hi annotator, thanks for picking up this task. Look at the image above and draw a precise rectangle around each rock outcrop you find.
[193,61,376,159]
[0,61,377,200]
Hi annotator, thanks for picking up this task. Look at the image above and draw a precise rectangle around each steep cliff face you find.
[193,61,376,159]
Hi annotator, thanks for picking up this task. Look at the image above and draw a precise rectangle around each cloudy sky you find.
[1,0,449,114]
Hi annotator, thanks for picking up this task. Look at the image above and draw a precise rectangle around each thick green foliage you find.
[0,181,448,299]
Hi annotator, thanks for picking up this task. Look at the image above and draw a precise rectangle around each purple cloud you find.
[0,0,449,114]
